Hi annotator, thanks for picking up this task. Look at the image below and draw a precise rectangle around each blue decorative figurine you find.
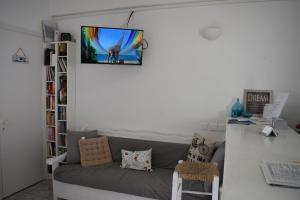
[231,98,244,118]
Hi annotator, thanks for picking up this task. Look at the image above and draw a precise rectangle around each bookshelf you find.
[45,41,75,158]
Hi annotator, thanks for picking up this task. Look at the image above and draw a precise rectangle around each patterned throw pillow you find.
[121,149,152,171]
[187,133,216,162]
[78,136,112,167]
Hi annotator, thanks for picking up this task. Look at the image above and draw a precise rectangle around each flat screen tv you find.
[81,26,144,65]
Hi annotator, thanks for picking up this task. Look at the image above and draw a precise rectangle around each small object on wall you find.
[200,26,222,41]
[244,89,273,116]
[61,33,72,41]
[12,48,28,64]
[231,98,244,118]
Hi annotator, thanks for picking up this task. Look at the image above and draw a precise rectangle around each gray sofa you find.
[51,136,224,200]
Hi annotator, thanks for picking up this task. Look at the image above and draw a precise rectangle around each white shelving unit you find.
[44,41,76,158]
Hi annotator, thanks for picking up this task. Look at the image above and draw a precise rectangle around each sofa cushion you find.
[79,136,112,167]
[204,141,225,192]
[187,133,217,162]
[121,149,152,171]
[108,136,190,169]
[54,162,205,200]
[67,130,98,163]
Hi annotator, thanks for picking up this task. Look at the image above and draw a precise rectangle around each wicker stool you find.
[172,160,219,200]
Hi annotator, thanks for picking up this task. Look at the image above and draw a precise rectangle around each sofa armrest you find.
[46,152,67,171]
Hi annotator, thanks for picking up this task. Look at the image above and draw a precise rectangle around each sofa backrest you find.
[108,136,190,169]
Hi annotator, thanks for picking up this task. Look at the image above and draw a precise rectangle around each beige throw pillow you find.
[78,136,112,167]
[187,133,216,162]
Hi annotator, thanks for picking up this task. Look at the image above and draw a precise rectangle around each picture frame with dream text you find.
[243,89,273,116]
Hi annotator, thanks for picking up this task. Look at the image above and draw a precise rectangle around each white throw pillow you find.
[187,133,216,162]
[121,149,152,171]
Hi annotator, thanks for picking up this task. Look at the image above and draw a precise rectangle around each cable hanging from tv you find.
[126,10,148,50]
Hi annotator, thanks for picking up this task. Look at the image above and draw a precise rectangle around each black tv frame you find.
[81,26,144,66]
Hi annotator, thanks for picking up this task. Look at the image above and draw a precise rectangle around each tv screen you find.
[81,26,144,65]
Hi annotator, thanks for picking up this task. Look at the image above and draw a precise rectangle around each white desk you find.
[222,124,300,200]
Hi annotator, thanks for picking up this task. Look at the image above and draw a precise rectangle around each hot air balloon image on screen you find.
[81,26,144,65]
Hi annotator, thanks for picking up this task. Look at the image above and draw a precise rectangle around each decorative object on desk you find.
[271,118,288,130]
[12,48,29,64]
[261,160,300,188]
[187,133,216,162]
[262,93,288,121]
[261,126,278,137]
[231,98,244,117]
[241,111,252,118]
[227,119,255,125]
[244,89,273,116]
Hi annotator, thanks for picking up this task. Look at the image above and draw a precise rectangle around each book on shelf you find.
[47,127,56,141]
[46,96,55,110]
[58,106,67,120]
[58,58,67,72]
[46,67,55,81]
[59,134,67,146]
[61,58,67,71]
[46,111,55,126]
[46,82,55,95]
[47,142,56,157]
[58,121,67,133]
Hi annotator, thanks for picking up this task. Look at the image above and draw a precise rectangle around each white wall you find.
[50,0,279,16]
[0,0,50,33]
[55,0,300,135]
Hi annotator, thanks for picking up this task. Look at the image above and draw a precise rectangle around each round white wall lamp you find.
[200,26,223,41]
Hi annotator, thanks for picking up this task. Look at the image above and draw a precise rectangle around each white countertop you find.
[222,124,300,200]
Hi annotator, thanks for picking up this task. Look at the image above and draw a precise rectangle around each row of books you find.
[58,58,67,72]
[58,121,67,133]
[47,82,55,95]
[46,96,55,110]
[58,106,67,120]
[46,111,55,126]
[46,66,55,81]
[47,142,56,157]
[47,127,56,141]
[59,134,67,146]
